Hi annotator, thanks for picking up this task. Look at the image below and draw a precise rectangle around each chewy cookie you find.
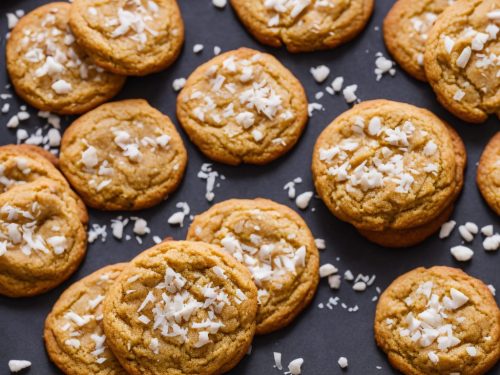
[0,178,87,297]
[69,0,184,76]
[45,263,127,375]
[312,100,466,247]
[102,241,257,375]
[6,3,125,115]
[230,0,374,52]
[177,48,308,165]
[0,145,88,225]
[187,198,319,334]
[424,0,500,123]
[477,132,500,215]
[60,99,187,211]
[375,266,500,375]
[384,0,451,81]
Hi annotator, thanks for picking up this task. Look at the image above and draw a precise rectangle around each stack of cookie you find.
[384,0,499,123]
[0,145,88,297]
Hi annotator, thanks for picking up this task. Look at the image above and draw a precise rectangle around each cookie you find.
[6,3,125,115]
[424,0,500,123]
[384,0,451,81]
[45,264,128,375]
[230,0,374,52]
[59,99,187,211]
[177,48,308,165]
[374,266,500,375]
[477,132,500,215]
[0,144,89,225]
[0,178,87,297]
[312,100,466,247]
[187,198,319,334]
[69,0,184,76]
[102,241,258,375]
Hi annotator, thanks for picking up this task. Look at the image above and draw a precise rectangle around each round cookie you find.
[384,0,452,81]
[374,266,500,375]
[312,100,466,247]
[0,178,87,297]
[69,0,184,76]
[0,145,89,225]
[102,241,258,375]
[477,132,500,215]
[6,3,126,115]
[424,0,500,123]
[45,264,128,375]
[177,48,308,165]
[187,198,319,334]
[230,0,374,52]
[59,99,187,211]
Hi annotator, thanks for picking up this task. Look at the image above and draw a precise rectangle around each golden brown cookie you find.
[6,3,125,115]
[374,266,500,375]
[312,100,466,247]
[59,99,187,211]
[177,48,308,165]
[424,0,500,123]
[69,0,184,76]
[230,0,374,52]
[0,178,87,297]
[383,0,451,81]
[45,264,128,375]
[187,198,320,334]
[0,145,89,225]
[477,132,500,215]
[102,241,258,375]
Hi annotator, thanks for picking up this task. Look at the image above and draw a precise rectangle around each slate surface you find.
[0,0,499,374]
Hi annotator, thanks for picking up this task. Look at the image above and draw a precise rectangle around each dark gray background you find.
[0,0,499,374]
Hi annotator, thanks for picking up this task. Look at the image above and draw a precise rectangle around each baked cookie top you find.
[312,100,463,232]
[0,179,87,297]
[477,132,500,215]
[69,0,184,76]
[6,2,125,115]
[177,48,308,165]
[230,0,374,52]
[384,0,452,81]
[102,241,258,375]
[424,0,500,123]
[60,99,187,211]
[45,264,128,375]
[187,198,319,334]
[0,145,89,226]
[375,266,500,375]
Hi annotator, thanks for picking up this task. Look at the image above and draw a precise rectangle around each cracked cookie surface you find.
[6,3,125,115]
[177,48,308,165]
[187,198,319,334]
[375,266,500,375]
[60,99,187,211]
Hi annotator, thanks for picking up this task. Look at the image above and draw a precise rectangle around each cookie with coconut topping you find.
[59,99,187,211]
[69,0,184,76]
[102,241,257,375]
[374,266,500,375]
[312,100,466,247]
[177,48,308,165]
[424,0,500,123]
[45,263,128,375]
[0,178,87,297]
[477,132,500,215]
[230,0,374,52]
[0,145,89,225]
[187,198,319,334]
[384,0,453,81]
[6,3,125,115]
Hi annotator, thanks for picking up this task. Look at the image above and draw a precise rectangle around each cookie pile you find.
[384,0,499,123]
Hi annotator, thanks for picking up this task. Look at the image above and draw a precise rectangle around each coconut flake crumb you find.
[319,263,338,277]
[374,52,396,81]
[273,352,283,370]
[338,356,348,368]
[8,360,31,372]
[212,0,227,8]
[167,202,190,227]
[314,238,325,250]
[450,245,474,261]
[310,65,330,83]
[295,191,313,210]
[193,44,204,53]
[439,220,456,239]
[172,78,186,92]
[197,163,224,202]
[283,177,302,199]
[343,84,358,104]
[287,358,304,375]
